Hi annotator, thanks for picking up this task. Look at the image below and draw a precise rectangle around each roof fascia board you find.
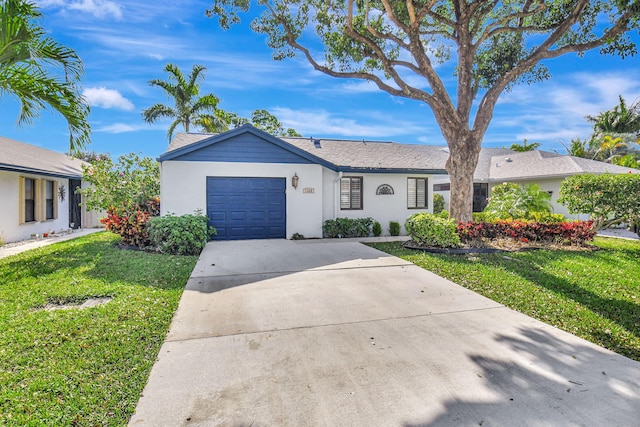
[337,166,447,175]
[0,164,81,179]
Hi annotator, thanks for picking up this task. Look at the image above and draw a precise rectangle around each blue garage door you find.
[207,177,286,240]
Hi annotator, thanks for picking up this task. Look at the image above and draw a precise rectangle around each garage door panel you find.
[207,177,286,240]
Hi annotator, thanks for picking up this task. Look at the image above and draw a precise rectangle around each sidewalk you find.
[0,228,104,259]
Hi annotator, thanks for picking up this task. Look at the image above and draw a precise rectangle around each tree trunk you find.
[445,134,482,223]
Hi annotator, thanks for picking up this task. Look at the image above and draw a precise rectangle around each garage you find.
[206,177,286,240]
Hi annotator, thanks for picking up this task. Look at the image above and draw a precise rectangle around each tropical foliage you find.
[565,96,640,168]
[208,1,639,222]
[558,173,640,233]
[78,153,159,214]
[0,0,90,151]
[483,183,552,221]
[508,139,541,152]
[143,63,300,138]
[142,63,221,140]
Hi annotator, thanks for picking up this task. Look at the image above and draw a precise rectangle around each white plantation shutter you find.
[340,177,363,209]
[416,179,426,208]
[408,178,428,208]
[350,178,362,209]
[340,178,351,209]
[408,178,417,208]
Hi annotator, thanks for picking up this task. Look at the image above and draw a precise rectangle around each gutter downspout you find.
[334,171,343,219]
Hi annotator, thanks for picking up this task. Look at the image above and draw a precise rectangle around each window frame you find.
[407,177,429,209]
[19,177,59,224]
[340,176,363,210]
[23,177,37,223]
[45,179,57,220]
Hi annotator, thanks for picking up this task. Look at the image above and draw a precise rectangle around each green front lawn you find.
[0,232,198,426]
[368,237,640,361]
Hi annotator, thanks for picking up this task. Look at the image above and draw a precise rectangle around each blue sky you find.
[1,0,639,159]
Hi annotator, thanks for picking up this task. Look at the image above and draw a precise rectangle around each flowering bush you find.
[457,220,595,246]
[78,153,160,214]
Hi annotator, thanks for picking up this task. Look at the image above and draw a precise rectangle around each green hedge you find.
[323,217,373,238]
[405,213,461,248]
[148,213,216,255]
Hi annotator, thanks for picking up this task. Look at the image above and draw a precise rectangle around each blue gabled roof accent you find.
[158,124,338,170]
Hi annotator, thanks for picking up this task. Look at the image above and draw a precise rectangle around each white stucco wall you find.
[0,170,72,243]
[160,161,325,239]
[322,170,434,236]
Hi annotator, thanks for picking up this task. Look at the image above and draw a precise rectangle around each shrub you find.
[405,213,461,248]
[433,193,445,214]
[559,173,640,232]
[372,221,382,237]
[389,221,401,236]
[457,220,595,245]
[323,217,373,238]
[101,208,152,248]
[148,213,216,255]
[100,198,160,248]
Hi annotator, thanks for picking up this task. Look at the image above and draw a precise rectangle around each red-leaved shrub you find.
[457,220,595,245]
[100,197,161,247]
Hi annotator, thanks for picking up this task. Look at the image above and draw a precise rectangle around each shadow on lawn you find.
[0,234,194,290]
[441,247,640,360]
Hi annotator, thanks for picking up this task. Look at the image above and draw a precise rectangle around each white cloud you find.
[488,70,640,151]
[95,123,146,133]
[271,107,431,139]
[83,87,134,111]
[68,0,122,19]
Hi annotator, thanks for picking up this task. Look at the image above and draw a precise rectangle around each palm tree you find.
[142,63,221,140]
[587,96,640,135]
[508,139,541,152]
[0,0,90,151]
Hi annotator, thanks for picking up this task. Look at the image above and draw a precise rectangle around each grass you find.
[368,236,640,361]
[0,232,198,426]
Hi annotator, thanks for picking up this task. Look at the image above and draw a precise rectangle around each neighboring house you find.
[159,125,636,240]
[433,149,637,218]
[0,136,100,243]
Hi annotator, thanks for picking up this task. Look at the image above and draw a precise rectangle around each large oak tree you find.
[207,0,639,221]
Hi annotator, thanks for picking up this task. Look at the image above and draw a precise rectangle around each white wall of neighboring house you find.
[432,176,451,212]
[322,169,434,235]
[0,170,72,243]
[160,160,325,239]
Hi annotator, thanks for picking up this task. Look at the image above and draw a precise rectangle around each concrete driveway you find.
[130,239,640,426]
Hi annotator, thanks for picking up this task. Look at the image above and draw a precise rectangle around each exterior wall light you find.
[292,172,299,189]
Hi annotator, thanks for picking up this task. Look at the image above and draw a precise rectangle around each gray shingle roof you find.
[279,136,451,171]
[0,136,86,178]
[488,150,636,181]
[163,128,637,179]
